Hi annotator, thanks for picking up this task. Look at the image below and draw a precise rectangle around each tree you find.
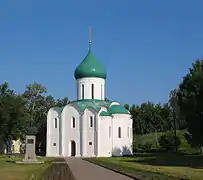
[169,89,179,152]
[130,104,137,133]
[124,104,130,110]
[0,81,70,154]
[177,60,203,153]
[0,82,27,153]
[56,97,69,107]
[23,82,47,134]
[161,103,173,131]
[169,89,187,130]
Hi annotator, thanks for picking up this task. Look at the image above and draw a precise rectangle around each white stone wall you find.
[46,104,133,158]
[76,77,105,100]
[97,114,112,157]
[82,108,97,157]
[61,105,81,157]
[46,109,60,157]
[112,114,133,156]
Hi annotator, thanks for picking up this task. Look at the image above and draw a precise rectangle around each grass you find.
[0,154,66,180]
[38,162,76,180]
[85,153,203,180]
[133,130,200,155]
[134,130,188,148]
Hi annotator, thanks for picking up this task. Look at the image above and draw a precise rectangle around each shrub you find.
[135,142,153,152]
[158,132,181,151]
[142,142,153,151]
[183,132,193,145]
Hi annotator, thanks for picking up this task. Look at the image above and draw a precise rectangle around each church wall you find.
[112,114,133,156]
[77,77,105,100]
[82,108,97,157]
[61,105,81,157]
[46,109,60,157]
[97,115,112,157]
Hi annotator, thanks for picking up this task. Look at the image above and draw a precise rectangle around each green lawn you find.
[0,155,64,180]
[85,153,203,180]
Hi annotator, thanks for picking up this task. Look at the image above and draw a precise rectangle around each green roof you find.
[74,50,107,79]
[100,111,112,116]
[52,106,64,113]
[71,99,110,112]
[109,105,129,114]
[51,100,129,117]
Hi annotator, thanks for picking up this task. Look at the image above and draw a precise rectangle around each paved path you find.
[65,158,134,180]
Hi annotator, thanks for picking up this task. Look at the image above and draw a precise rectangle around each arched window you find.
[91,84,94,99]
[82,84,84,99]
[54,118,57,128]
[109,126,111,138]
[72,117,76,128]
[118,127,121,138]
[90,116,93,127]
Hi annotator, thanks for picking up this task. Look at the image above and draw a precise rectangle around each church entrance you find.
[70,140,76,156]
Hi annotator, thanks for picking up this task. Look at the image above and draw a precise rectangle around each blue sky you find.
[0,0,203,106]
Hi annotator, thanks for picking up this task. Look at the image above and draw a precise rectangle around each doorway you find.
[70,140,76,156]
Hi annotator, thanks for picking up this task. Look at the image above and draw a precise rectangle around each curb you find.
[83,159,140,180]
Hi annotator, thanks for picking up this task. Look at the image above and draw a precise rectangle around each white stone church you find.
[46,39,133,157]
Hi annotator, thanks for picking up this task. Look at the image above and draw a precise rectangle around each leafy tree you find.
[0,81,70,154]
[160,103,173,131]
[0,82,27,153]
[158,131,181,151]
[129,101,176,136]
[23,82,47,134]
[169,89,187,130]
[124,104,130,110]
[130,104,139,133]
[56,97,69,107]
[177,60,203,153]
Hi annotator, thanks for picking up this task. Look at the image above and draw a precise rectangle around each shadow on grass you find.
[31,158,75,180]
[38,163,75,180]
[124,153,203,168]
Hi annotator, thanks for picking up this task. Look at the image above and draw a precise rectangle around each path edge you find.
[83,158,140,180]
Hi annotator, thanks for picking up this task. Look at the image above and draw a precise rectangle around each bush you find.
[183,132,192,145]
[141,142,153,151]
[134,142,153,152]
[158,132,181,151]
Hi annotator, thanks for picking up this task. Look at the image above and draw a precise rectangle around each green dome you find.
[74,50,107,79]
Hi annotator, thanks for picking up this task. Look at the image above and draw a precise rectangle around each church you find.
[46,36,133,157]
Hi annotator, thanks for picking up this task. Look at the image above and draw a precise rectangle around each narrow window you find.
[90,116,93,127]
[101,85,103,99]
[91,84,94,99]
[82,84,84,99]
[109,126,111,138]
[54,118,57,128]
[118,127,121,138]
[72,117,76,128]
